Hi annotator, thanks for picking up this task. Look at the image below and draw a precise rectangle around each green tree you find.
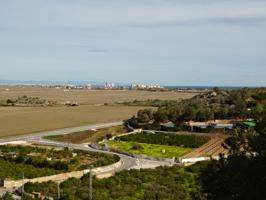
[0,193,14,200]
[137,109,153,123]
[199,112,266,200]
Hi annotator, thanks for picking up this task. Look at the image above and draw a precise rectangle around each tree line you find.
[126,88,266,128]
[116,132,210,148]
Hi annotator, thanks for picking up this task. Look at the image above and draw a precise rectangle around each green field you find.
[107,141,193,158]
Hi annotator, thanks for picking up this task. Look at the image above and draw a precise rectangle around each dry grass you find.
[0,105,144,138]
[0,86,198,137]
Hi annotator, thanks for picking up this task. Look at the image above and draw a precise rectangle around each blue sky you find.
[0,0,266,86]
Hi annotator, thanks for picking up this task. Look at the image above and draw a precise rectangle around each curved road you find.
[0,122,173,178]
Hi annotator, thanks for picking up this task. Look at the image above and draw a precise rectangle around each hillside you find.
[127,88,266,127]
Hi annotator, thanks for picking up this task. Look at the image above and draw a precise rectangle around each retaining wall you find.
[3,159,122,189]
[179,155,221,164]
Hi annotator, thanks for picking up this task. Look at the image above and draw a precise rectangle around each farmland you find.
[0,86,197,137]
[106,132,210,158]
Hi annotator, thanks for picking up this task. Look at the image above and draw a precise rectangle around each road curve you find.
[29,138,138,174]
[0,121,174,177]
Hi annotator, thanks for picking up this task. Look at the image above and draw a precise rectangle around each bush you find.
[24,166,206,200]
[131,143,143,150]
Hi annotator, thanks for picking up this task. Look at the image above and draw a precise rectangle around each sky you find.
[0,0,266,86]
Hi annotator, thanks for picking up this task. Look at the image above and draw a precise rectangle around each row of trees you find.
[116,132,210,148]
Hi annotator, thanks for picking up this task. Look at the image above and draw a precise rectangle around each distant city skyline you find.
[1,0,266,86]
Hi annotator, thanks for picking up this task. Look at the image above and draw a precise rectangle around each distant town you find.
[0,80,222,92]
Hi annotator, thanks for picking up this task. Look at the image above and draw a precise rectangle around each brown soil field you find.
[182,134,229,158]
[0,86,198,137]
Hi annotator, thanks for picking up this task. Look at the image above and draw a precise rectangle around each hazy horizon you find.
[1,0,266,86]
[0,79,262,88]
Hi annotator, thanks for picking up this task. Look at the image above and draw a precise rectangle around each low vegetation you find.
[0,145,119,180]
[0,95,56,107]
[107,140,193,158]
[45,126,127,144]
[24,166,205,200]
[0,159,60,180]
[115,99,180,107]
[116,132,210,148]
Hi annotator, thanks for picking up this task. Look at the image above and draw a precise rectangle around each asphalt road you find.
[29,138,172,174]
[30,138,138,172]
[0,121,173,180]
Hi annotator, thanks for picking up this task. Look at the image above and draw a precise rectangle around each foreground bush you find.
[24,166,206,200]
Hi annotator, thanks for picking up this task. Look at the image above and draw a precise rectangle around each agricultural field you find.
[116,132,210,148]
[0,145,119,180]
[107,141,193,158]
[45,126,127,144]
[0,86,198,137]
[107,132,210,158]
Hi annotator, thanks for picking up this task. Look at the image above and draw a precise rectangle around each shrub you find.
[131,143,144,150]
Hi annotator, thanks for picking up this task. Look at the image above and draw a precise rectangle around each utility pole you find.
[22,172,24,197]
[57,182,60,199]
[89,166,93,200]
